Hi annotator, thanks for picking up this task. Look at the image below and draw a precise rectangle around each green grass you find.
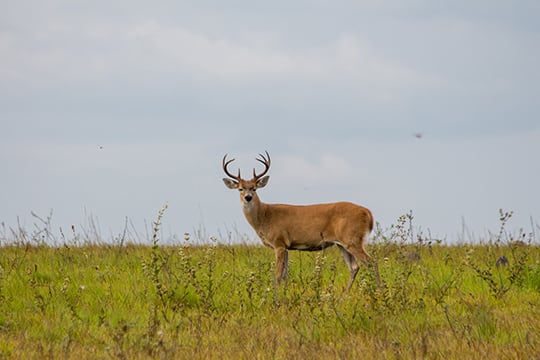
[1,210,539,359]
[1,241,539,359]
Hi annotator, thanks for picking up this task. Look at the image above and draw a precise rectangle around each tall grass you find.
[0,208,539,359]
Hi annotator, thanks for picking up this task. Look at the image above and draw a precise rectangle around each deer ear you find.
[223,178,239,189]
[256,175,270,188]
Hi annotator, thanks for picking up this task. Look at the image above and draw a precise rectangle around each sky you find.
[1,1,539,244]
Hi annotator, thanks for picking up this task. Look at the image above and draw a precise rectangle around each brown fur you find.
[223,153,379,290]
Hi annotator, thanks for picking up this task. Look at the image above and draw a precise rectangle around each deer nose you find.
[244,194,253,202]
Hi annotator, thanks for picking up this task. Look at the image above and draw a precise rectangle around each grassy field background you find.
[1,209,539,359]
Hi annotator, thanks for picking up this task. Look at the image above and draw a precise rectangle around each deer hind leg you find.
[274,247,289,284]
[338,245,359,291]
[341,238,381,287]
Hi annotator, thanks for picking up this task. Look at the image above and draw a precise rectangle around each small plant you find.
[466,210,529,299]
[0,264,4,304]
[141,204,169,311]
[140,202,172,357]
[30,210,57,245]
[27,264,49,314]
[191,236,218,312]
[310,252,327,302]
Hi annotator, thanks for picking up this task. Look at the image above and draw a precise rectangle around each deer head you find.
[222,151,271,206]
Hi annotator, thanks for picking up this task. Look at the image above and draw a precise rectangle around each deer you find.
[222,151,380,291]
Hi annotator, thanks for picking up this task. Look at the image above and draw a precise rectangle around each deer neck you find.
[242,197,267,230]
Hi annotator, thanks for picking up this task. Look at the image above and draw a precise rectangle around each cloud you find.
[277,154,351,185]
[124,21,297,79]
[126,24,424,92]
[0,16,424,95]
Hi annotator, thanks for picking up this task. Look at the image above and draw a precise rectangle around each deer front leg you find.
[274,247,289,283]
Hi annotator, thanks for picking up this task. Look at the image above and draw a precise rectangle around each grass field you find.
[1,210,539,359]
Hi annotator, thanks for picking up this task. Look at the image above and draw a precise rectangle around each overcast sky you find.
[1,1,539,244]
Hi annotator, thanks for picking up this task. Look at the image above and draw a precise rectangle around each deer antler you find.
[222,154,241,181]
[253,151,271,181]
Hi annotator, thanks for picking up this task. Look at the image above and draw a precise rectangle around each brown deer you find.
[222,151,379,290]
